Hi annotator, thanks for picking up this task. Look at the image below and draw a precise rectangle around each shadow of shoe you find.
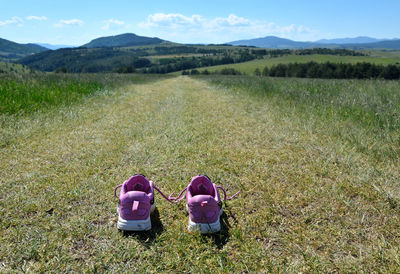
[203,205,236,249]
[120,207,164,247]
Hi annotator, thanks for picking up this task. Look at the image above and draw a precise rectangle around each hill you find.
[82,33,165,48]
[0,61,37,74]
[18,47,144,72]
[177,52,400,75]
[17,44,263,73]
[185,53,400,76]
[0,37,48,61]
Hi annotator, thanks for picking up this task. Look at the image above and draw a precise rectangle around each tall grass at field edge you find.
[202,75,400,162]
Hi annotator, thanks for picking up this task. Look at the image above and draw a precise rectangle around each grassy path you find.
[1,76,399,272]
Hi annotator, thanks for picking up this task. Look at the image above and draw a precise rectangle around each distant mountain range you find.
[81,33,166,48]
[229,36,313,49]
[343,39,400,50]
[2,33,400,64]
[316,36,386,44]
[228,36,400,49]
[0,37,48,61]
[36,43,75,50]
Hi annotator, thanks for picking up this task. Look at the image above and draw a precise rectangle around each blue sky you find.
[1,0,399,45]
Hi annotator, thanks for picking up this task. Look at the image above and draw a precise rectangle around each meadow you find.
[1,73,399,272]
[185,53,400,75]
[0,73,167,115]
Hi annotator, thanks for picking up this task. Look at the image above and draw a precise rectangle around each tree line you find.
[141,49,366,74]
[139,51,256,74]
[182,68,242,76]
[261,62,400,80]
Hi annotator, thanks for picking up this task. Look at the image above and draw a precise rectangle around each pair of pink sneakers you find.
[114,174,240,233]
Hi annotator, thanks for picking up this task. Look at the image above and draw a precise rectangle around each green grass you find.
[204,75,400,193]
[1,75,400,272]
[367,49,400,59]
[177,53,400,75]
[0,73,168,115]
[0,74,101,115]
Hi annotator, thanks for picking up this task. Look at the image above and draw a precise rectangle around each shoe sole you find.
[186,204,223,233]
[117,203,156,231]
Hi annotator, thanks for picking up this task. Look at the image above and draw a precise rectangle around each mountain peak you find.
[82,33,165,48]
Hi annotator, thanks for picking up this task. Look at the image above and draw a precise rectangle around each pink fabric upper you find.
[186,176,221,223]
[118,174,154,220]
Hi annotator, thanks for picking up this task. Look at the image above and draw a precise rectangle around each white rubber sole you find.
[186,204,223,234]
[117,203,156,231]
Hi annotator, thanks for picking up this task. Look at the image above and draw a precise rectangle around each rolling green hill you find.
[0,37,48,61]
[17,46,157,72]
[0,61,37,74]
[188,54,400,75]
[19,44,376,74]
[17,44,261,73]
[82,33,165,48]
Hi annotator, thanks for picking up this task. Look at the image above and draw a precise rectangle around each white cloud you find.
[210,14,251,27]
[26,16,47,21]
[138,13,317,43]
[54,19,84,28]
[0,16,23,27]
[102,19,125,30]
[139,13,202,29]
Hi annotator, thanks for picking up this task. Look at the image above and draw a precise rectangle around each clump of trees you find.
[182,68,242,76]
[262,62,400,80]
[116,65,136,73]
[143,52,255,74]
[218,68,242,75]
[157,48,366,75]
[294,48,365,56]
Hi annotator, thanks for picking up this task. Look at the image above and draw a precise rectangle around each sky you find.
[1,0,399,46]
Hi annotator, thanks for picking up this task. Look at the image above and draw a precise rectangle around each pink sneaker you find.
[169,175,240,233]
[114,174,171,231]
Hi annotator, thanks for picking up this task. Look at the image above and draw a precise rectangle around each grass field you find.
[174,53,400,75]
[0,74,169,115]
[1,75,400,272]
[367,49,400,59]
